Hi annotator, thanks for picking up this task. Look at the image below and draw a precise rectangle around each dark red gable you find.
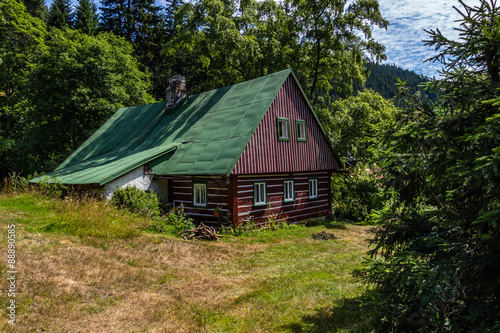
[232,75,340,175]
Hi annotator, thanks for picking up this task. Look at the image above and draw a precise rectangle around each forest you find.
[1,0,500,331]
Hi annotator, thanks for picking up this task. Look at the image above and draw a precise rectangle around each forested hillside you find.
[354,63,439,104]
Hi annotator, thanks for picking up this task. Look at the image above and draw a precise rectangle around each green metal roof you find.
[31,68,294,185]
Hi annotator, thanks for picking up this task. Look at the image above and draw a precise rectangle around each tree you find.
[74,0,98,35]
[22,0,48,21]
[285,0,388,105]
[24,29,154,173]
[48,0,72,29]
[100,0,169,99]
[357,1,500,331]
[324,89,397,164]
[0,0,46,177]
[167,0,387,105]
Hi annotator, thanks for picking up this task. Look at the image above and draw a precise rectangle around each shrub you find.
[148,204,195,234]
[332,167,383,223]
[2,172,30,192]
[111,186,161,217]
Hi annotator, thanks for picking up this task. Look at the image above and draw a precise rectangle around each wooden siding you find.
[235,172,331,223]
[232,76,340,175]
[171,178,228,221]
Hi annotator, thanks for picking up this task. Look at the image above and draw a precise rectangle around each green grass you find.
[0,191,372,332]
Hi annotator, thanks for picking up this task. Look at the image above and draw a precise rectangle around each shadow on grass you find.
[282,297,369,333]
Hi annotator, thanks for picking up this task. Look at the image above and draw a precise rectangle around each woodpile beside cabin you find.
[31,69,343,225]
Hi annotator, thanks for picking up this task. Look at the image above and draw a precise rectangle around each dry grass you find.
[0,192,372,332]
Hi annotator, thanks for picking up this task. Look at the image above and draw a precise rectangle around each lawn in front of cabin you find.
[0,191,371,332]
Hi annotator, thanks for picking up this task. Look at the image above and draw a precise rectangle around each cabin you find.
[31,69,343,225]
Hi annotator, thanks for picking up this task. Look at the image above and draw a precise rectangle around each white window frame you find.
[283,179,295,202]
[277,117,290,141]
[193,182,207,207]
[296,120,307,141]
[308,178,318,199]
[254,181,267,206]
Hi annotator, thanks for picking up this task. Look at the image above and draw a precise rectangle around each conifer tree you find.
[357,1,500,331]
[22,0,48,21]
[48,0,72,29]
[74,0,98,35]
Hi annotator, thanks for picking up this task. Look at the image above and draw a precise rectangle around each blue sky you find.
[50,0,480,78]
[372,0,481,78]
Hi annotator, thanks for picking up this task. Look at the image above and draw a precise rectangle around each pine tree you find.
[74,0,98,35]
[48,0,72,29]
[100,0,171,99]
[22,0,48,21]
[358,1,500,331]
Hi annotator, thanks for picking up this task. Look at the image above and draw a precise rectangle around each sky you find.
[372,0,481,78]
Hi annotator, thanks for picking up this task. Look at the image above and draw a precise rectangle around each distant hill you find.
[354,63,439,105]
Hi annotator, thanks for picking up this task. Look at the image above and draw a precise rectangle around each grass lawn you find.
[0,192,372,332]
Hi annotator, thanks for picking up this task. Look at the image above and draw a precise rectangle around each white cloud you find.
[372,0,482,77]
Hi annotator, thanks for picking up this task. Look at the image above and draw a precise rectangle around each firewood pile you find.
[180,223,223,241]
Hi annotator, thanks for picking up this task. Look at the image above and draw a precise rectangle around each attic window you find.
[193,182,207,207]
[296,120,307,142]
[277,117,290,141]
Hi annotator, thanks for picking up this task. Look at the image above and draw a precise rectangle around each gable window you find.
[283,179,295,202]
[254,181,267,206]
[277,117,290,141]
[296,120,307,142]
[193,182,207,207]
[308,178,318,199]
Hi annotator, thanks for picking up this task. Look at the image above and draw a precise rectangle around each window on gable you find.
[193,182,207,207]
[296,120,307,142]
[283,179,295,202]
[254,182,267,206]
[277,117,290,141]
[308,178,318,199]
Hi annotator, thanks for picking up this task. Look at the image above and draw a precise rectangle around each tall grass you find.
[41,196,147,238]
[0,179,147,238]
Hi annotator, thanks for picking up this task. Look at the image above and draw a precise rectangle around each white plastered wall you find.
[102,166,168,201]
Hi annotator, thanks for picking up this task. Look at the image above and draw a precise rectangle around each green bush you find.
[148,204,195,234]
[111,186,161,217]
[332,167,383,223]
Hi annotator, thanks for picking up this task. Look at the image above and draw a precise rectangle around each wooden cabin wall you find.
[170,178,228,222]
[235,171,331,224]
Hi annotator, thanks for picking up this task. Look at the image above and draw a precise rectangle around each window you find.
[296,120,307,142]
[308,178,318,199]
[277,117,290,141]
[254,182,267,206]
[283,179,295,202]
[193,182,207,207]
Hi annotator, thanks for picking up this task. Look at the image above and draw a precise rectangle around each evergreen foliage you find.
[74,0,98,35]
[357,1,500,331]
[47,0,72,29]
[22,0,48,21]
[357,63,440,105]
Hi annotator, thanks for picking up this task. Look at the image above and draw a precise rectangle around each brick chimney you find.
[165,74,187,108]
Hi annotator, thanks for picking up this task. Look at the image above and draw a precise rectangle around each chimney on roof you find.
[165,74,187,108]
